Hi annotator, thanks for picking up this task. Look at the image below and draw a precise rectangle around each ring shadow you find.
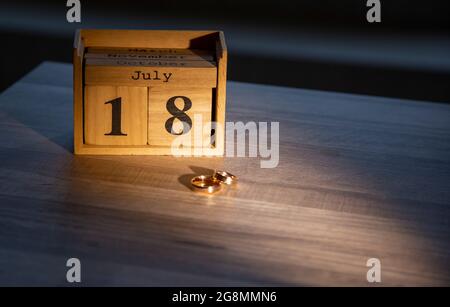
[178,165,216,191]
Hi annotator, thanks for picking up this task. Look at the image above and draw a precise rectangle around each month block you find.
[84,58,217,88]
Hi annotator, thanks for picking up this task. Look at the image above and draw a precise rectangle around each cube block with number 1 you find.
[84,86,147,145]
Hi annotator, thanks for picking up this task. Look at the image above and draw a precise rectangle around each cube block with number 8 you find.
[73,29,227,156]
[148,88,213,147]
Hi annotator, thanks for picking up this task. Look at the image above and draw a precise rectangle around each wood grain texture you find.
[79,29,221,50]
[0,62,449,286]
[84,86,148,145]
[73,49,83,153]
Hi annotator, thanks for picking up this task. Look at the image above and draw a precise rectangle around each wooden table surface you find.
[0,62,449,286]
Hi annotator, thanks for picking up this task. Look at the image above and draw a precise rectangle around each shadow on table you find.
[178,166,215,192]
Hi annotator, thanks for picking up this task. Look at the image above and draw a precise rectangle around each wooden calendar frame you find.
[73,29,227,155]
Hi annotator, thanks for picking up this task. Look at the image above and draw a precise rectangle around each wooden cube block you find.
[148,88,213,147]
[84,86,147,145]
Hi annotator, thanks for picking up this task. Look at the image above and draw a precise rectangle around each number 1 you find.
[104,97,127,136]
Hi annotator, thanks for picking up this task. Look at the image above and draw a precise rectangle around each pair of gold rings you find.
[191,170,237,193]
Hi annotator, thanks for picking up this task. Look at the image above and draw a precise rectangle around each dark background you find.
[1,0,449,102]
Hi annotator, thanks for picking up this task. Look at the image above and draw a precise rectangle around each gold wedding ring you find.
[213,170,238,185]
[191,175,222,193]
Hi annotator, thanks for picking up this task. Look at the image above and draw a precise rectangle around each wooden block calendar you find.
[73,29,227,155]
